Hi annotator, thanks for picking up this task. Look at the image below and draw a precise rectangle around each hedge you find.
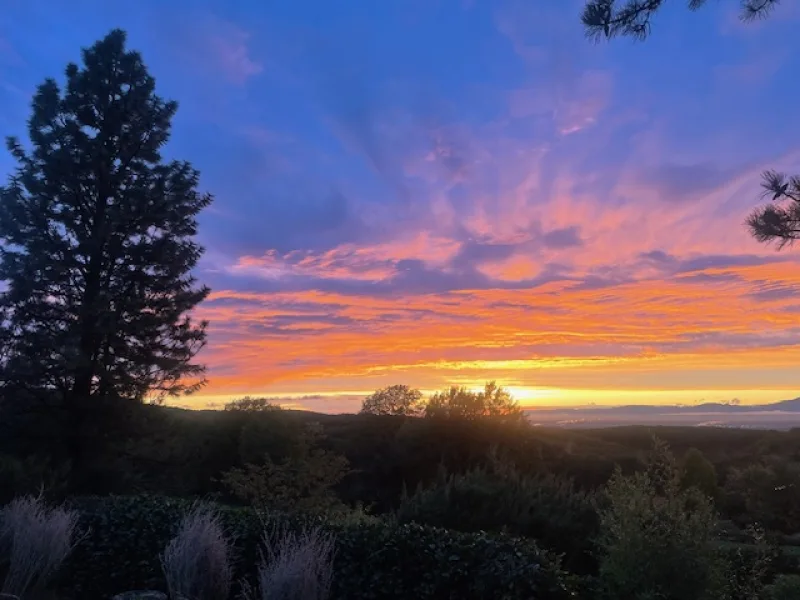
[57,495,576,600]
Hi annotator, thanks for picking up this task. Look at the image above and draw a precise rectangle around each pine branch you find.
[582,0,782,40]
[746,170,800,249]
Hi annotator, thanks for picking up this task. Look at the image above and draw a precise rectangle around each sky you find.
[1,0,800,412]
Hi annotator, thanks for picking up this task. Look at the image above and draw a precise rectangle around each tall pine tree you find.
[0,30,211,469]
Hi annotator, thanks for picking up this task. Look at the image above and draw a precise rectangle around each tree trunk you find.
[66,371,93,493]
[68,264,102,492]
[67,194,107,491]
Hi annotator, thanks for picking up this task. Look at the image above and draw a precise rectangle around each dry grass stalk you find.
[161,504,233,600]
[0,494,80,599]
[245,525,335,600]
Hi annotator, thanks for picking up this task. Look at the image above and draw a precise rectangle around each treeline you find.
[359,382,523,421]
[6,396,800,597]
[6,391,800,537]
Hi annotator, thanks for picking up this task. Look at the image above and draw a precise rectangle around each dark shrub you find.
[596,439,721,600]
[396,456,598,573]
[680,448,719,500]
[764,574,800,600]
[0,454,71,504]
[59,495,575,600]
[724,460,800,534]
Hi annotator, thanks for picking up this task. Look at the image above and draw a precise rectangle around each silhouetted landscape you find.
[2,0,800,599]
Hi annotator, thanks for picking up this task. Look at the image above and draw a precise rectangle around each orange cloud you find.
[193,254,800,409]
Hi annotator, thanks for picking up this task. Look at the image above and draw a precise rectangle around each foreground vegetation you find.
[5,399,800,598]
[57,495,570,599]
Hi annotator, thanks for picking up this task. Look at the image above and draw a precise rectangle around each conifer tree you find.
[0,30,211,460]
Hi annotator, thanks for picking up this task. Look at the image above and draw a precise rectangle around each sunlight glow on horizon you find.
[179,386,800,413]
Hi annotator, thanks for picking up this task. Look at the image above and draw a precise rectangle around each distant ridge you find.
[519,397,800,430]
[526,397,800,415]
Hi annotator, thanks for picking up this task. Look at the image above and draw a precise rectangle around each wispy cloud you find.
[160,13,263,85]
[0,36,24,67]
[206,23,263,84]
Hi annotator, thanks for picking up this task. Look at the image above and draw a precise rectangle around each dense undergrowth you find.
[6,405,800,599]
[55,495,575,600]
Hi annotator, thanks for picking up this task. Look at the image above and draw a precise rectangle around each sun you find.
[456,383,564,407]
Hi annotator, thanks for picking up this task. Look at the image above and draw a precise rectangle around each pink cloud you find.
[508,87,554,119]
[477,254,541,281]
[555,70,613,135]
[391,114,794,281]
[714,49,786,88]
[230,231,462,281]
[165,14,263,85]
[507,70,614,135]
[206,23,263,84]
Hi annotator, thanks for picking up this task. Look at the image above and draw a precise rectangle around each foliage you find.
[724,460,800,533]
[748,171,800,249]
[581,0,781,41]
[0,495,80,598]
[329,521,576,600]
[246,525,334,600]
[59,495,575,600]
[396,451,598,573]
[11,402,794,520]
[235,407,306,466]
[360,385,423,417]
[161,504,232,600]
[423,382,523,423]
[225,397,283,413]
[220,422,350,514]
[0,455,71,505]
[0,29,211,490]
[0,28,211,404]
[716,526,777,600]
[3,402,799,597]
[596,438,722,600]
[681,447,719,499]
[763,575,800,600]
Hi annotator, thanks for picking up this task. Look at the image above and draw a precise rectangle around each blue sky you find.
[2,0,800,411]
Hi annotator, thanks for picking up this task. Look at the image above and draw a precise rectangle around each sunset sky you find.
[2,0,800,412]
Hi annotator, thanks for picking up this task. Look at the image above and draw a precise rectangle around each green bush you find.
[58,495,575,600]
[716,528,777,600]
[680,448,719,500]
[596,439,722,600]
[0,454,71,504]
[724,460,800,534]
[763,574,800,600]
[396,456,598,573]
[221,421,350,514]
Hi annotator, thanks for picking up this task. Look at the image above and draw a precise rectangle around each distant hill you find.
[523,397,800,430]
[526,398,800,415]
